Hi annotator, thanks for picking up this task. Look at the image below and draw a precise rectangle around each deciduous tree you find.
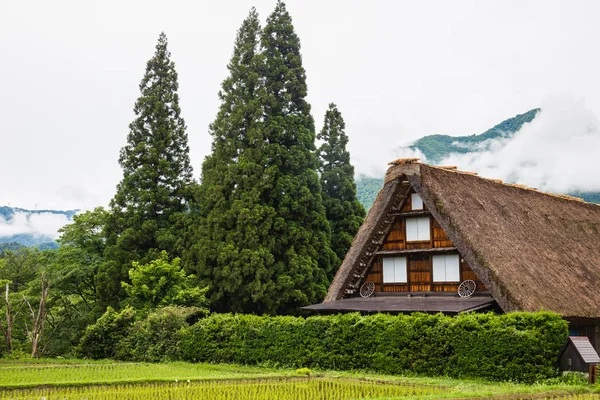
[122,251,207,310]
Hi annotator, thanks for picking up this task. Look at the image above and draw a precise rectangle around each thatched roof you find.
[325,160,600,319]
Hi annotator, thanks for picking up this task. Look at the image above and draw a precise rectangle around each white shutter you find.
[394,256,407,283]
[383,257,396,283]
[411,193,424,210]
[445,255,460,281]
[383,257,407,283]
[432,255,445,281]
[406,219,419,241]
[417,217,430,240]
[407,217,430,241]
[432,254,461,282]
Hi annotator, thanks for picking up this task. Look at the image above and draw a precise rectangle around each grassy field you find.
[0,359,599,399]
[0,360,292,389]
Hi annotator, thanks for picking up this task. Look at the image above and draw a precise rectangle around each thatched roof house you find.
[304,159,600,350]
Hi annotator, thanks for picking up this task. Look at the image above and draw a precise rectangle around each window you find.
[411,193,423,210]
[382,256,407,283]
[432,254,460,282]
[406,217,430,241]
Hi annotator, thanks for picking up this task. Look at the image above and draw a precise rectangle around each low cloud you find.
[439,95,600,194]
[355,145,426,179]
[393,146,426,163]
[0,212,72,240]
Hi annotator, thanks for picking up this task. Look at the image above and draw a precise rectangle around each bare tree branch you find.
[23,273,51,358]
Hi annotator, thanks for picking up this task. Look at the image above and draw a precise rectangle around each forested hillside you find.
[357,108,600,210]
[409,109,539,162]
[0,206,76,248]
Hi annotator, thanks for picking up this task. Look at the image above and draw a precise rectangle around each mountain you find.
[0,206,77,248]
[0,206,77,220]
[357,109,600,210]
[0,242,25,255]
[408,109,539,163]
[356,176,385,212]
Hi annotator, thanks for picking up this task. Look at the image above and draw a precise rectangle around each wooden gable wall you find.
[363,188,487,294]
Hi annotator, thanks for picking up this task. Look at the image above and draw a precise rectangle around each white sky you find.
[2,0,600,210]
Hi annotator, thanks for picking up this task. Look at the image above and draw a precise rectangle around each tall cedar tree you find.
[189,9,276,313]
[317,103,366,276]
[99,33,194,308]
[191,3,336,314]
[259,1,337,313]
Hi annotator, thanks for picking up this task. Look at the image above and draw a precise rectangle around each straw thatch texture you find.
[410,164,600,318]
[324,177,410,302]
[326,161,600,319]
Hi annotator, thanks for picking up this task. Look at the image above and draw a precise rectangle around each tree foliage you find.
[100,32,195,308]
[191,3,335,314]
[317,103,365,270]
[253,0,336,313]
[122,251,207,310]
[188,8,272,314]
[0,248,53,356]
[76,306,136,360]
[40,208,110,356]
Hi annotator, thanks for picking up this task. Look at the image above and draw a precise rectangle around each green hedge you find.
[178,312,567,383]
[78,306,203,361]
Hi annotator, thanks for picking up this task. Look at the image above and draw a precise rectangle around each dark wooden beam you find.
[389,210,432,217]
[375,247,457,256]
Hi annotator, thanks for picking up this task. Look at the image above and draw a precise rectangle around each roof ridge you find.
[385,159,596,207]
[388,158,420,166]
[422,163,596,207]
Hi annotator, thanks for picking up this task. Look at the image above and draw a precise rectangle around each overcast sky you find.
[2,0,600,211]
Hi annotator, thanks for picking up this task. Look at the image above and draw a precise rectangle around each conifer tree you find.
[258,1,337,312]
[189,9,275,313]
[192,2,336,314]
[99,33,194,307]
[317,103,366,273]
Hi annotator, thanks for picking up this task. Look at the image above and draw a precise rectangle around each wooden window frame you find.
[382,256,408,284]
[431,254,461,283]
[411,193,424,210]
[406,217,431,242]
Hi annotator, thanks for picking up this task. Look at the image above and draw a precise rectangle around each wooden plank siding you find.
[364,189,487,294]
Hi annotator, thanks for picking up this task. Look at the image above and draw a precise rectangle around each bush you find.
[178,311,567,383]
[77,305,203,361]
[76,306,136,359]
[118,306,205,362]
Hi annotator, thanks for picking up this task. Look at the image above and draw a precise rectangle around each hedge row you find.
[78,308,568,383]
[177,312,567,383]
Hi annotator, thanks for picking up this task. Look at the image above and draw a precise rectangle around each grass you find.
[0,378,444,400]
[0,359,599,399]
[0,360,294,389]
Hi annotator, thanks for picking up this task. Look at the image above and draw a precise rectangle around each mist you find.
[0,212,72,240]
[438,95,600,194]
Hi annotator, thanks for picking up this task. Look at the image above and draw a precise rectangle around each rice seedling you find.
[0,378,442,400]
[0,361,288,389]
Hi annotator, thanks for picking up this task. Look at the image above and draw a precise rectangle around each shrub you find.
[178,311,567,383]
[76,306,136,359]
[118,306,205,361]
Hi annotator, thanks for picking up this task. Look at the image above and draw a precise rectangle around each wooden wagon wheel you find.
[458,280,476,298]
[359,281,375,298]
